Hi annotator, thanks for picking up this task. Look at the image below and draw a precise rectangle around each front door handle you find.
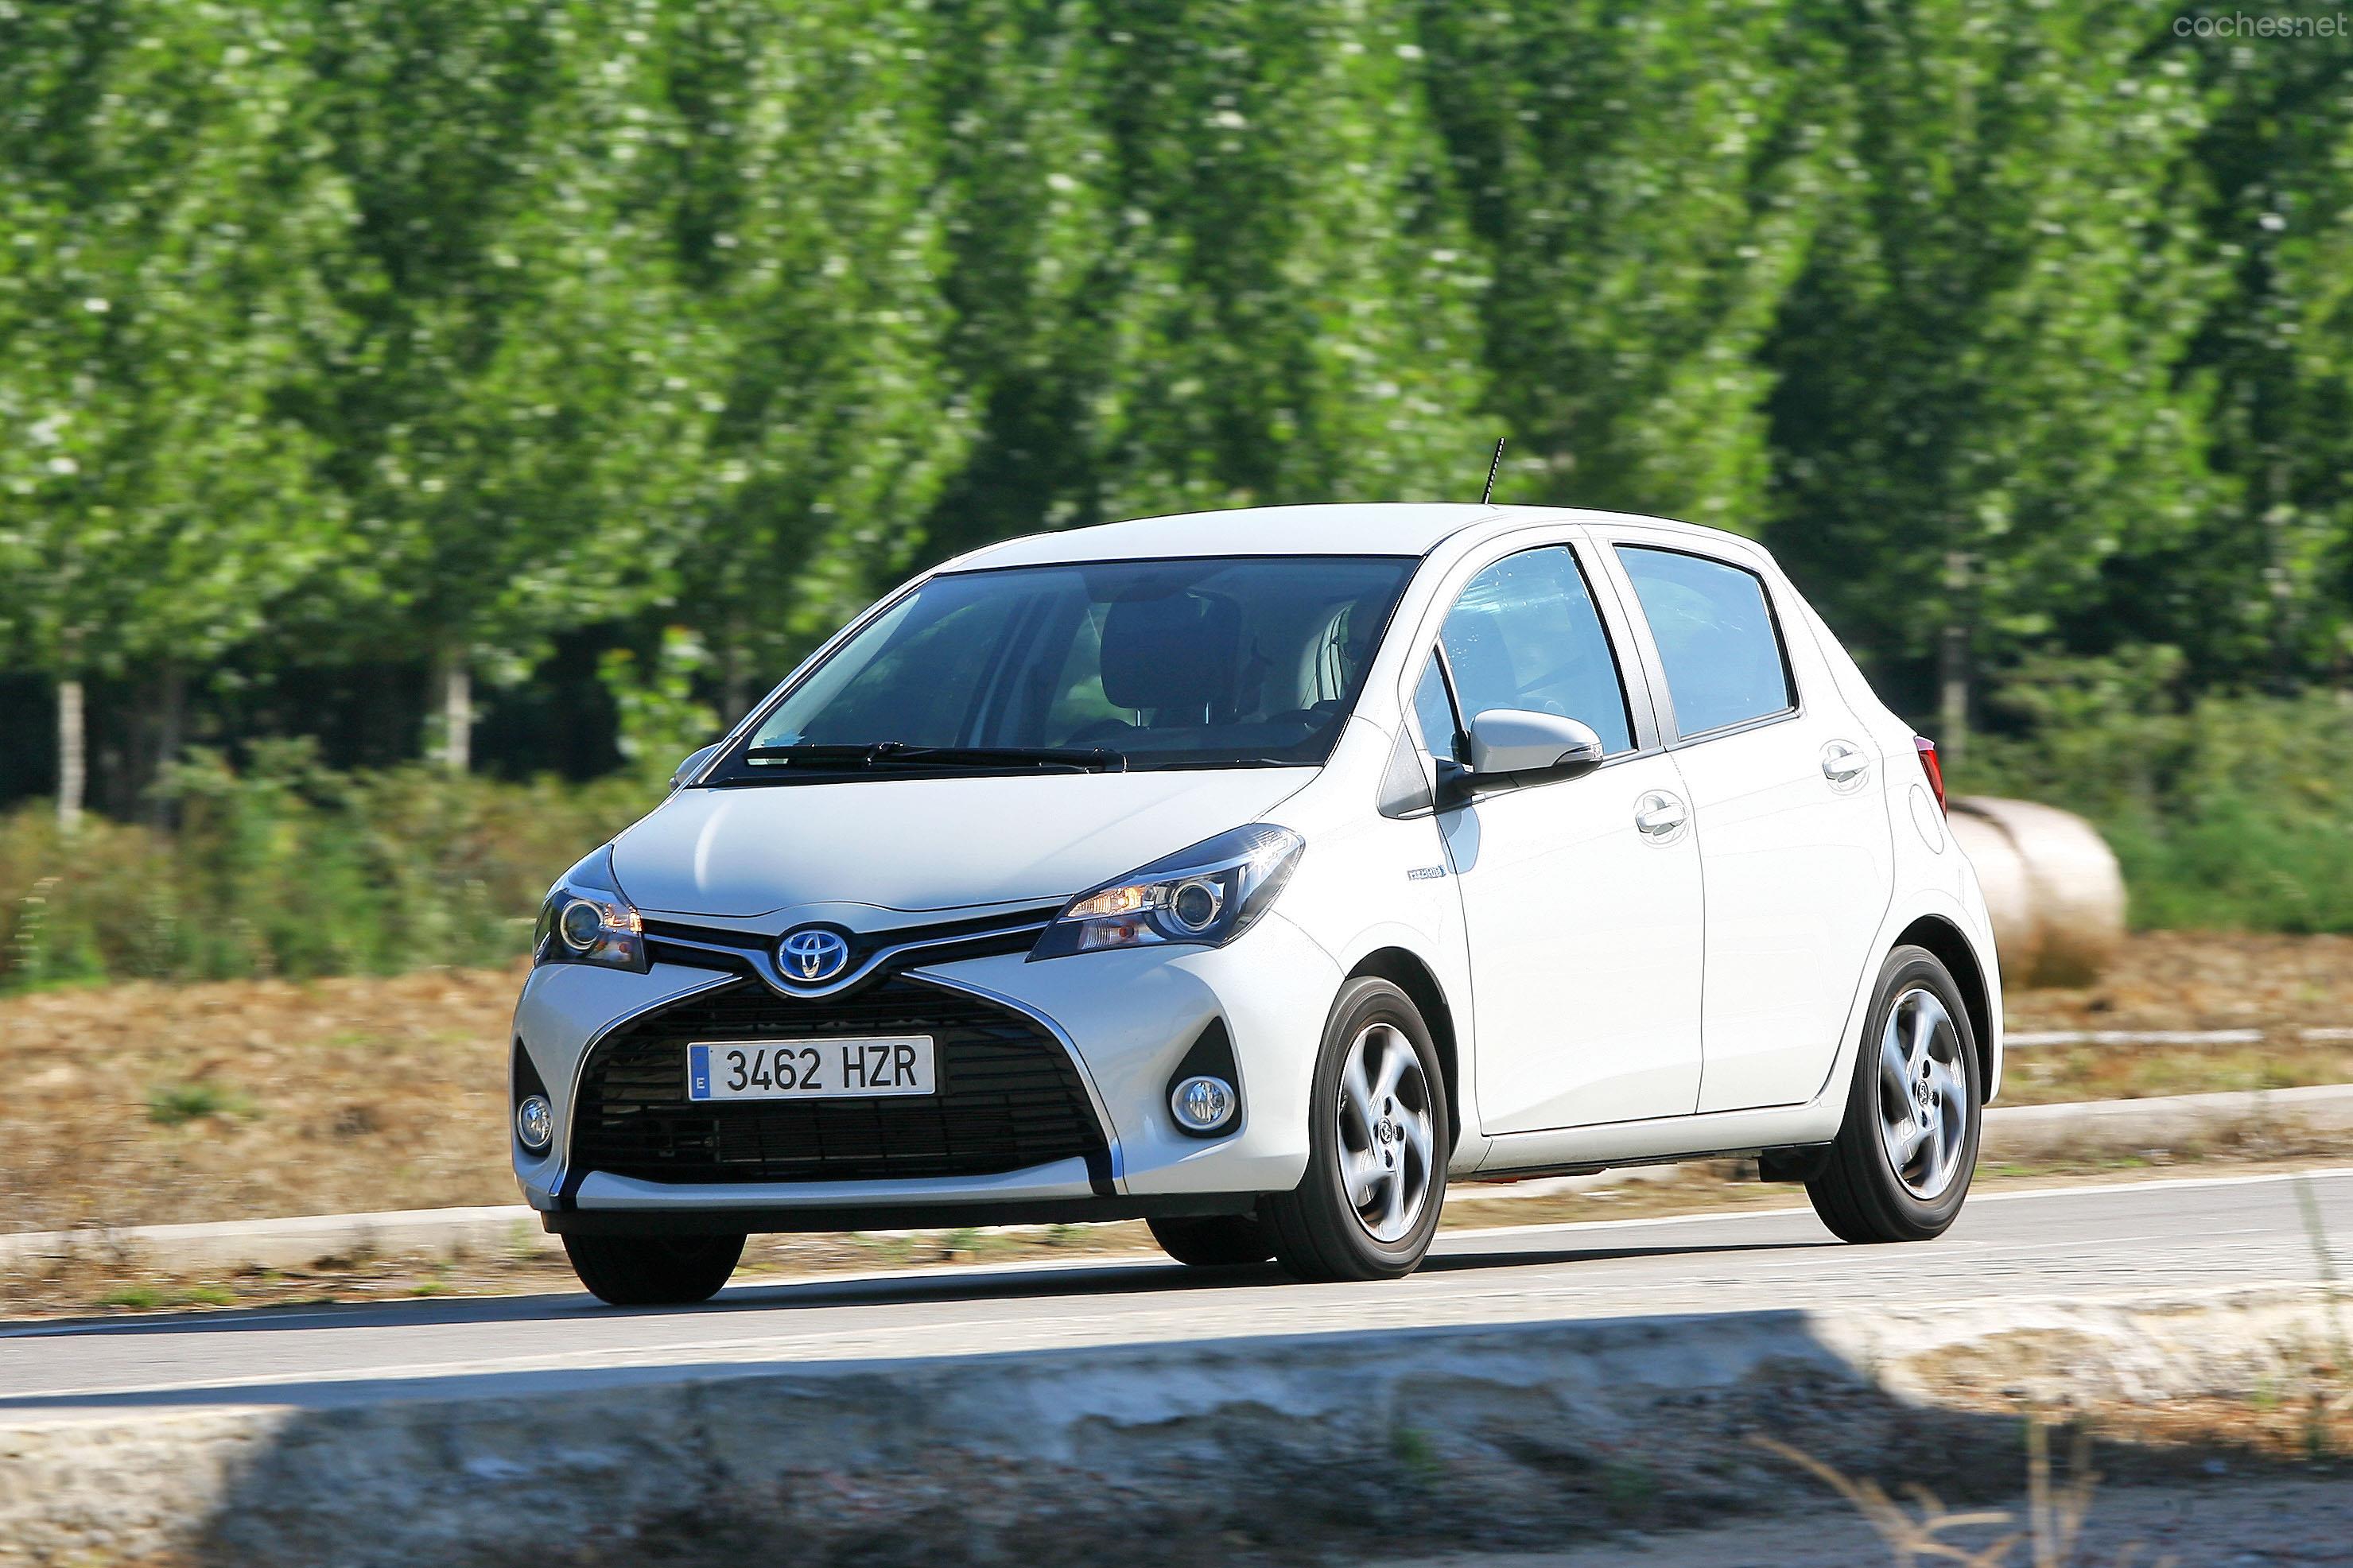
[1634,794,1688,837]
[1821,742,1870,783]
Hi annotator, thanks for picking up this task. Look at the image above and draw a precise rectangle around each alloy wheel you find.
[1875,987,1970,1200]
[1334,1022,1437,1243]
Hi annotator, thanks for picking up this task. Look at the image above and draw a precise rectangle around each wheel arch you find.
[1892,913,1997,1100]
[1345,945,1462,1153]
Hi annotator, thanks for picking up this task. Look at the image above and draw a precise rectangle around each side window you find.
[1411,654,1459,763]
[1617,546,1794,736]
[1439,546,1636,754]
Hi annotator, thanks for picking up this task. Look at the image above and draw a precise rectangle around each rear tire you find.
[1807,945,1982,1244]
[1263,977,1448,1283]
[1147,1214,1275,1267]
[562,1231,745,1306]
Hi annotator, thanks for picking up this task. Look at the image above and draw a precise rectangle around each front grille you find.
[640,904,1062,983]
[570,978,1109,1186]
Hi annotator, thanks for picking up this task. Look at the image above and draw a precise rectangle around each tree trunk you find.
[2265,456,2296,693]
[146,662,187,828]
[720,623,749,722]
[1937,549,1971,767]
[436,648,472,774]
[57,677,85,836]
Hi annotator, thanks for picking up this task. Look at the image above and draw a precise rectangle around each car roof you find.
[938,503,1752,570]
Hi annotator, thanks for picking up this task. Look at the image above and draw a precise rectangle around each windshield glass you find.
[712,556,1416,779]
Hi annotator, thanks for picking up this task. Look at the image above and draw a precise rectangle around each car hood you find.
[609,769,1310,918]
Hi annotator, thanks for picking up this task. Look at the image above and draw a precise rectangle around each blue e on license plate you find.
[687,1036,937,1102]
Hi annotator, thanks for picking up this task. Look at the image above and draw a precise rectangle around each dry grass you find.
[2,932,2349,1246]
[0,964,525,1233]
[1996,1038,2353,1104]
[2005,930,2353,1037]
[1753,1424,2129,1568]
[1997,930,2353,1104]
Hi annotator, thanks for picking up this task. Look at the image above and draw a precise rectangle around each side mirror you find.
[669,743,720,792]
[1461,710,1606,789]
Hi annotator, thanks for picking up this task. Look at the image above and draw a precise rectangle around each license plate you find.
[686,1036,937,1102]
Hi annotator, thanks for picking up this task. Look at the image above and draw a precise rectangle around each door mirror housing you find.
[669,743,720,792]
[1460,710,1606,790]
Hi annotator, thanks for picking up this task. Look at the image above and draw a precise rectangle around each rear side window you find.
[1439,546,1635,754]
[1617,546,1794,736]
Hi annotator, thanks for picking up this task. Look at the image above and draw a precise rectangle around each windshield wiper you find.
[743,742,1127,774]
[1146,757,1307,770]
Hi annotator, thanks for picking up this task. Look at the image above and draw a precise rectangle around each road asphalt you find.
[2,1166,2347,1423]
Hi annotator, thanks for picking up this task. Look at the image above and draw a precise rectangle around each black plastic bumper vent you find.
[569,978,1110,1188]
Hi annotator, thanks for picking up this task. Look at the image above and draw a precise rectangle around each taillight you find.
[1912,735,1947,813]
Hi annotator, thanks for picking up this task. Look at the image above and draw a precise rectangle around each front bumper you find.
[511,912,1341,1225]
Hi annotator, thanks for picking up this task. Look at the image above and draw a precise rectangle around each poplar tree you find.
[0,1,341,825]
[917,0,1124,561]
[1762,0,2224,739]
[622,0,971,716]
[1417,0,1847,529]
[2127,14,2353,688]
[285,0,679,770]
[1080,0,1491,516]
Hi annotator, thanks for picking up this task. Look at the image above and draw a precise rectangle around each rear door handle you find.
[1821,742,1870,783]
[1634,794,1687,836]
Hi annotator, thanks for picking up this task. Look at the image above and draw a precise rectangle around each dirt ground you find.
[0,964,522,1233]
[1,931,2349,1241]
[1376,1473,2353,1566]
[2005,930,2353,1036]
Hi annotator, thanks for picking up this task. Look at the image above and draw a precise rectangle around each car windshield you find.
[711,555,1417,780]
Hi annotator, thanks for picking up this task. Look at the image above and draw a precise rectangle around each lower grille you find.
[570,978,1109,1186]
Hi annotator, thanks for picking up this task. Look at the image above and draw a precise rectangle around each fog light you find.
[515,1094,554,1153]
[1171,1075,1237,1133]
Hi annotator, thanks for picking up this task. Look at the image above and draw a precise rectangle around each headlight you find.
[532,848,646,972]
[1030,824,1303,961]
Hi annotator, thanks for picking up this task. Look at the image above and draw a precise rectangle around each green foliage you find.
[1960,650,2353,932]
[619,0,973,701]
[1077,2,1492,515]
[1765,0,2229,677]
[599,627,720,786]
[284,1,693,680]
[146,1079,257,1127]
[1421,0,1846,529]
[0,745,649,990]
[0,0,346,684]
[4,0,2353,962]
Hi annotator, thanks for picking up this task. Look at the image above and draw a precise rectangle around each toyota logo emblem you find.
[778,926,852,984]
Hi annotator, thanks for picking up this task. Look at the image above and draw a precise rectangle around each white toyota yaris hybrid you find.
[513,503,2001,1304]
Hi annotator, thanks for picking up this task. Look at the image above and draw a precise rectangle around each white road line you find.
[7,1169,2345,1348]
[2008,1029,2266,1046]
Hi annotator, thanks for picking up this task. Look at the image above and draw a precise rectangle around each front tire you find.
[1807,945,1982,1244]
[1147,1214,1275,1267]
[1263,977,1448,1282]
[562,1231,746,1306]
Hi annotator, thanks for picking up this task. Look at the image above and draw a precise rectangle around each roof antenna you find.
[1479,437,1505,506]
